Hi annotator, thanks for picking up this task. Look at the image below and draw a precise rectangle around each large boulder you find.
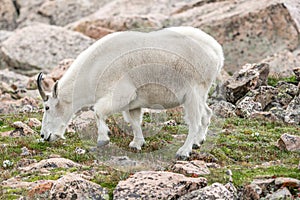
[170,160,211,176]
[0,30,12,43]
[222,63,269,104]
[284,95,300,124]
[235,96,262,118]
[36,0,109,26]
[49,173,109,200]
[179,183,234,200]
[16,0,109,28]
[285,0,300,31]
[113,171,207,199]
[15,0,50,28]
[277,133,300,152]
[67,0,184,38]
[19,158,82,172]
[0,69,29,89]
[0,24,94,75]
[170,0,300,73]
[0,0,17,30]
[265,187,292,200]
[0,96,39,114]
[69,14,166,39]
[261,49,300,78]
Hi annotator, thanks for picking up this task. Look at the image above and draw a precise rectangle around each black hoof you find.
[175,154,189,161]
[192,144,200,149]
[97,140,109,147]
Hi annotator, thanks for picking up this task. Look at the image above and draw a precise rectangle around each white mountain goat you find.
[37,26,224,159]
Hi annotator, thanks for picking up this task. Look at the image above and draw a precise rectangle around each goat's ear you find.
[52,82,58,98]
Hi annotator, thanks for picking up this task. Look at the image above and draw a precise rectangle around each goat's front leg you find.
[95,113,110,147]
[93,97,112,147]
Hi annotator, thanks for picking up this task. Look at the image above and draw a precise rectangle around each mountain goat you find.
[37,26,224,159]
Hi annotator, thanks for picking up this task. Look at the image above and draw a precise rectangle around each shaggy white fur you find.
[38,26,224,159]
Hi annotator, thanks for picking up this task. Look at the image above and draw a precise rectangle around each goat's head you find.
[37,73,71,142]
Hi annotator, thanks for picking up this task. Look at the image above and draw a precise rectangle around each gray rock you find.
[37,0,108,26]
[27,118,42,128]
[235,97,262,118]
[19,158,82,172]
[275,177,300,188]
[0,24,94,75]
[170,160,210,176]
[250,111,278,122]
[265,187,292,200]
[0,69,29,89]
[69,14,166,39]
[210,100,236,118]
[109,156,138,167]
[293,67,300,81]
[285,0,300,32]
[276,81,298,97]
[16,0,50,28]
[284,95,300,124]
[225,182,238,199]
[170,0,300,73]
[269,106,287,121]
[0,96,39,114]
[20,146,30,156]
[251,178,275,196]
[113,171,207,199]
[0,0,17,30]
[222,63,269,104]
[179,183,234,200]
[243,183,262,200]
[16,158,37,168]
[26,58,74,91]
[261,49,300,78]
[12,121,35,135]
[47,58,74,82]
[0,30,12,43]
[247,86,277,110]
[277,133,300,152]
[50,173,109,200]
[1,176,54,192]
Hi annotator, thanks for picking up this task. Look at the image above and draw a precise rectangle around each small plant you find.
[2,160,13,169]
[267,75,298,87]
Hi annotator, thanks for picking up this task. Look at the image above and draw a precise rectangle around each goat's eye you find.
[45,106,50,111]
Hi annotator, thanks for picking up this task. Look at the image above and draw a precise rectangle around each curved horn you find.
[37,72,48,101]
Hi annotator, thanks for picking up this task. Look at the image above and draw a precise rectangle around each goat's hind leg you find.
[193,103,212,149]
[176,90,202,159]
[123,108,145,150]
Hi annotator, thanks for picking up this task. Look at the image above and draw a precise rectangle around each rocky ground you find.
[0,0,300,199]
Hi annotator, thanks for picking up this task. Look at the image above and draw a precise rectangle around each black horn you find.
[37,72,48,101]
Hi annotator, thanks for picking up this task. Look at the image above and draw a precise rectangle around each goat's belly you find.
[129,83,185,110]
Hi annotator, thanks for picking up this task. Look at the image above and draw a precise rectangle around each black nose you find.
[41,134,44,138]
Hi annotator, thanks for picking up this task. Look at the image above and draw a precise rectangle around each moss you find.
[267,75,298,87]
[92,169,130,200]
[1,187,27,200]
[207,117,299,165]
[206,165,300,187]
[27,173,61,182]
[1,111,299,198]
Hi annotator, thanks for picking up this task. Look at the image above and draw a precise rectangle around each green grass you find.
[0,111,299,199]
[267,75,298,87]
[200,117,300,188]
[206,165,300,187]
